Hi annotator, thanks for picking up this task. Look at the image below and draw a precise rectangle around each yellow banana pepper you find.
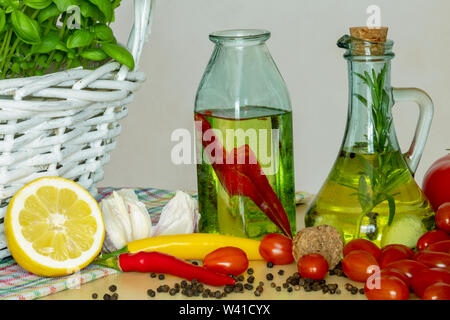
[126,233,263,260]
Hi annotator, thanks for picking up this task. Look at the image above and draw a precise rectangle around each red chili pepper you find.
[99,251,235,287]
[195,112,292,238]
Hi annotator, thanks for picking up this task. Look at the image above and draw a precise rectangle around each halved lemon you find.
[5,177,104,277]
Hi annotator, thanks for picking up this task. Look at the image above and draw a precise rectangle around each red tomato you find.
[411,268,450,298]
[259,233,294,265]
[203,246,248,276]
[436,203,450,233]
[380,268,410,287]
[297,254,328,280]
[427,240,450,254]
[385,259,428,280]
[414,250,450,269]
[343,239,381,261]
[423,154,450,211]
[379,244,414,268]
[422,282,450,300]
[364,275,409,300]
[342,250,379,282]
[417,230,450,251]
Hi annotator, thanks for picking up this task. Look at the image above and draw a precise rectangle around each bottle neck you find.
[342,58,400,154]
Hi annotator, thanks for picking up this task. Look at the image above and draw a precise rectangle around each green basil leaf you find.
[101,43,134,70]
[52,0,80,11]
[32,32,68,54]
[24,0,52,9]
[66,29,95,48]
[38,3,60,23]
[11,10,41,44]
[88,0,112,22]
[80,0,104,22]
[5,1,20,13]
[93,23,115,42]
[0,9,5,33]
[112,0,122,9]
[80,48,107,61]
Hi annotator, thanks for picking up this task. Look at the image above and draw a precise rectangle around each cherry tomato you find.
[411,268,450,298]
[342,250,379,282]
[364,275,409,300]
[259,233,294,265]
[385,259,428,280]
[379,244,414,268]
[380,268,410,287]
[422,154,450,211]
[203,246,248,276]
[343,239,381,261]
[414,250,450,269]
[297,254,328,280]
[436,202,450,233]
[417,230,450,251]
[427,240,450,254]
[422,282,450,300]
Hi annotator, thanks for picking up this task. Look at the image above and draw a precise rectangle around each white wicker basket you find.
[0,0,155,259]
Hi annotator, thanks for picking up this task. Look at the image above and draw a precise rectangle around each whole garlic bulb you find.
[100,189,152,253]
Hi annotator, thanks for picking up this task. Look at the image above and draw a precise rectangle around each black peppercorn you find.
[247,268,254,275]
[147,289,156,297]
[109,285,117,292]
[267,262,274,268]
[278,270,285,276]
[91,293,98,299]
[158,274,165,280]
[266,273,274,281]
[244,283,253,290]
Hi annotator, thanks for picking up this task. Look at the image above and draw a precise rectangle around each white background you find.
[101,0,450,194]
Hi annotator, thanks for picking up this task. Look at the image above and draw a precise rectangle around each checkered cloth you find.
[0,188,308,300]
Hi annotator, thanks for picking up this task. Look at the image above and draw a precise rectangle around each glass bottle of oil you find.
[194,29,296,239]
[305,28,435,248]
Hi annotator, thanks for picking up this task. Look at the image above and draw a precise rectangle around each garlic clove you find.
[152,191,200,237]
[100,200,128,253]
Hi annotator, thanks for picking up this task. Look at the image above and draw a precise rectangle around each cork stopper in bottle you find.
[349,26,388,56]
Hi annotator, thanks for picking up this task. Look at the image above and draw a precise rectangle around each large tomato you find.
[423,154,450,211]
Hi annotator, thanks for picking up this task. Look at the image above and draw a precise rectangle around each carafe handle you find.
[392,88,434,174]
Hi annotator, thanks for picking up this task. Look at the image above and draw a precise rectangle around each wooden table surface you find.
[41,198,370,300]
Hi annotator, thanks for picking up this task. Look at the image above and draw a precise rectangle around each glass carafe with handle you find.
[194,29,296,239]
[305,29,434,248]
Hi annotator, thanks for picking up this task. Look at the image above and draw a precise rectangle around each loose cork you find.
[349,26,388,56]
